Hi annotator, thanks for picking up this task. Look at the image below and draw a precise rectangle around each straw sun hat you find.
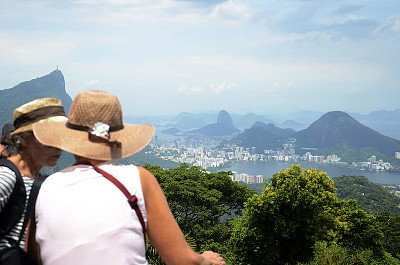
[12,97,67,135]
[33,90,155,161]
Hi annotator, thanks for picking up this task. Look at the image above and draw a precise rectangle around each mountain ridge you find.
[294,111,400,157]
[0,70,72,127]
[187,110,240,137]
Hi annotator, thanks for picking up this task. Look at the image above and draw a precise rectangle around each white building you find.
[231,172,264,184]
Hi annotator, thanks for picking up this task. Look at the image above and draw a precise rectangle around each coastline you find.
[213,160,400,185]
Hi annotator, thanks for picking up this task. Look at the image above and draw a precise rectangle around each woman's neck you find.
[75,156,108,166]
[8,154,40,179]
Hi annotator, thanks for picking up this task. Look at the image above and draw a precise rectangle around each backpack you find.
[0,158,26,237]
[0,158,45,265]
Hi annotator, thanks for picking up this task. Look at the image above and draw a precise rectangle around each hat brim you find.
[13,116,68,135]
[33,121,155,160]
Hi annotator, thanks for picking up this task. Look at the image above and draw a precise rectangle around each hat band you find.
[66,122,123,149]
[66,122,124,132]
[14,106,66,130]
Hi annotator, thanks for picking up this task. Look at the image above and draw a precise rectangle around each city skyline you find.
[0,0,399,116]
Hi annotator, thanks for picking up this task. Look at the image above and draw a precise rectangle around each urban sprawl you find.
[149,136,400,184]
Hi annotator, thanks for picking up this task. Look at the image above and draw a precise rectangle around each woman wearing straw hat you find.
[32,90,226,265]
[0,98,67,251]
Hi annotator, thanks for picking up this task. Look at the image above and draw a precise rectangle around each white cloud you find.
[375,14,400,35]
[210,81,237,94]
[178,85,205,93]
[210,0,254,22]
[86,80,100,86]
[0,0,399,115]
[263,82,282,96]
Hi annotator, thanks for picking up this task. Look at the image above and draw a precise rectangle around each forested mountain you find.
[228,126,282,153]
[0,70,72,127]
[251,121,295,138]
[334,175,400,216]
[294,111,400,157]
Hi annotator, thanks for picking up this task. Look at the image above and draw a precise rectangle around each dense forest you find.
[143,164,400,264]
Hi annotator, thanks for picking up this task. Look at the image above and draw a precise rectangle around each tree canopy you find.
[144,163,255,249]
[229,165,387,265]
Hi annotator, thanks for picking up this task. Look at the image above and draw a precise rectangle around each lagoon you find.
[223,161,400,185]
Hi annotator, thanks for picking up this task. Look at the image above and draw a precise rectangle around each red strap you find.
[92,165,147,245]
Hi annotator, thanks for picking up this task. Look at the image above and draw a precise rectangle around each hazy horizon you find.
[1,0,399,117]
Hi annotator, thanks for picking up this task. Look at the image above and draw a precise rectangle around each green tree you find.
[305,241,373,265]
[229,165,388,264]
[230,165,339,264]
[334,175,400,216]
[144,163,255,250]
[376,212,400,259]
[326,199,384,258]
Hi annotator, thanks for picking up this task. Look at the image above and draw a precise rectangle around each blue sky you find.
[0,0,399,117]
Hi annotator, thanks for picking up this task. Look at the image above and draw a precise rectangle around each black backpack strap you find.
[0,158,26,237]
[17,175,46,244]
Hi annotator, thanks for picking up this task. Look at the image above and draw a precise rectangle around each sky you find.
[0,0,399,117]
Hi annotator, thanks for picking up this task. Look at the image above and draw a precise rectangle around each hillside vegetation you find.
[294,111,400,157]
[144,164,400,264]
[229,126,282,153]
[334,175,400,216]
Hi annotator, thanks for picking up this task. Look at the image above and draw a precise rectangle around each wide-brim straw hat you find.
[33,90,155,161]
[12,98,67,135]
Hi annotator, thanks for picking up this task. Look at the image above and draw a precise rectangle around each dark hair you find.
[2,123,15,137]
[1,131,34,156]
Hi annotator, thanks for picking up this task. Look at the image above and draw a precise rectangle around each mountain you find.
[334,175,400,216]
[294,111,400,157]
[231,113,274,130]
[350,109,400,122]
[161,128,182,136]
[278,120,306,131]
[227,126,281,153]
[276,110,325,125]
[349,109,400,141]
[187,110,240,137]
[251,122,294,139]
[0,70,73,127]
[224,121,293,153]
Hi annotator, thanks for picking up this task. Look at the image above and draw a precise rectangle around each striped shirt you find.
[0,166,34,250]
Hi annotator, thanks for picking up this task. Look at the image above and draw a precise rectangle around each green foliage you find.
[294,111,400,158]
[368,252,400,265]
[242,181,266,195]
[229,126,281,153]
[144,163,255,249]
[334,175,400,216]
[305,241,373,265]
[303,241,400,265]
[146,233,197,265]
[0,70,72,127]
[230,165,339,264]
[376,212,400,259]
[229,165,390,264]
[327,199,384,257]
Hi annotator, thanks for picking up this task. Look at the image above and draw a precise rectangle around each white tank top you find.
[35,163,148,265]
